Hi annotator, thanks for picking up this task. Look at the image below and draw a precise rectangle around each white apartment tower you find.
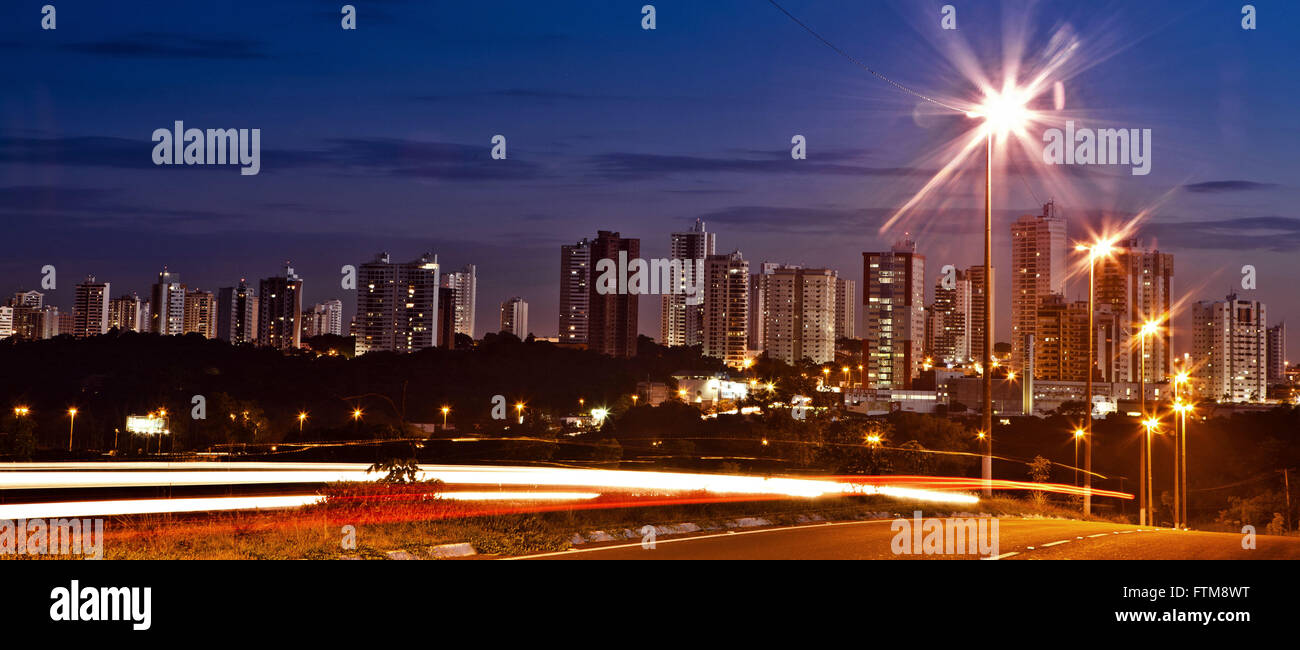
[661,219,716,347]
[1192,294,1266,403]
[559,239,591,344]
[702,251,749,367]
[500,296,529,338]
[355,253,441,354]
[762,265,838,365]
[440,264,477,339]
[1010,201,1067,373]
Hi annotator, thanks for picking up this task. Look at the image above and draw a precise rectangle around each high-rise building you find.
[747,262,779,355]
[183,289,217,338]
[0,306,12,339]
[258,264,305,351]
[588,231,640,358]
[702,251,749,367]
[928,268,972,364]
[440,264,477,339]
[1034,294,1089,381]
[966,265,990,368]
[863,237,926,389]
[354,252,440,354]
[216,280,259,344]
[834,277,856,341]
[57,311,74,337]
[302,299,344,338]
[1267,323,1286,385]
[150,269,186,335]
[762,265,838,365]
[437,286,457,349]
[5,291,47,340]
[661,219,716,347]
[108,293,144,332]
[1010,201,1067,372]
[500,297,529,338]
[73,276,111,338]
[1192,294,1266,402]
[1096,239,1175,383]
[559,238,591,345]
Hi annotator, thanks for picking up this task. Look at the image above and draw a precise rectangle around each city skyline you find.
[1,1,1297,359]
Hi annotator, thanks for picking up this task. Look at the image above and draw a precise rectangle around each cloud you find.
[60,33,270,60]
[269,138,546,180]
[0,136,155,170]
[1182,180,1278,193]
[1143,216,1300,251]
[692,205,889,235]
[0,134,544,181]
[0,184,247,225]
[586,152,924,180]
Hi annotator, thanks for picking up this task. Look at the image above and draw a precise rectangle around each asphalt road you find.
[515,518,1300,560]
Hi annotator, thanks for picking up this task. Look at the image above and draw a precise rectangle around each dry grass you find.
[5,484,1122,560]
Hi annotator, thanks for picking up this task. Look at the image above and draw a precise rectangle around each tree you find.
[1028,455,1052,507]
[4,414,36,461]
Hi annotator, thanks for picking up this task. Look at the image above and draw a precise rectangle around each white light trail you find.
[0,462,977,508]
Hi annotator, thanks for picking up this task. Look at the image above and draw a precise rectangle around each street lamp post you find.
[1073,428,1085,488]
[1074,239,1114,515]
[298,412,308,432]
[67,408,78,452]
[1143,416,1161,523]
[441,406,450,430]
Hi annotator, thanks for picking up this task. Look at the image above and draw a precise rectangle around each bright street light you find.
[67,407,78,452]
[1074,236,1120,515]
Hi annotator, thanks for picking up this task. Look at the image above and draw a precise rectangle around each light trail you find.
[0,462,981,509]
[0,495,323,520]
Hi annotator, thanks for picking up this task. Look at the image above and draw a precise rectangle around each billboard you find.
[125,415,168,435]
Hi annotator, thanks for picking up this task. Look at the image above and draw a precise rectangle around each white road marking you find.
[1087,533,1108,538]
[1041,539,1071,547]
[505,518,894,559]
[984,552,1019,560]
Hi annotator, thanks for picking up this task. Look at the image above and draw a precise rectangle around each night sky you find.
[2,0,1297,358]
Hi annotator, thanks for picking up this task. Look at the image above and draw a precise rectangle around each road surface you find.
[515,517,1300,560]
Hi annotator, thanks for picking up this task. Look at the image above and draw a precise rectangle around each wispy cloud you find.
[586,152,925,180]
[1182,180,1278,193]
[60,33,270,60]
[1143,216,1300,251]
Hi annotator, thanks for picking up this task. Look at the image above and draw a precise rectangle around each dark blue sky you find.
[2,0,1297,357]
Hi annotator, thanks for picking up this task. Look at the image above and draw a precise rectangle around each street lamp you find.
[441,406,450,429]
[67,408,78,452]
[1073,428,1086,488]
[14,406,30,417]
[515,402,525,424]
[297,411,308,432]
[1138,318,1161,525]
[1173,400,1193,529]
[967,90,1031,498]
[1075,237,1117,515]
[1142,416,1162,525]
